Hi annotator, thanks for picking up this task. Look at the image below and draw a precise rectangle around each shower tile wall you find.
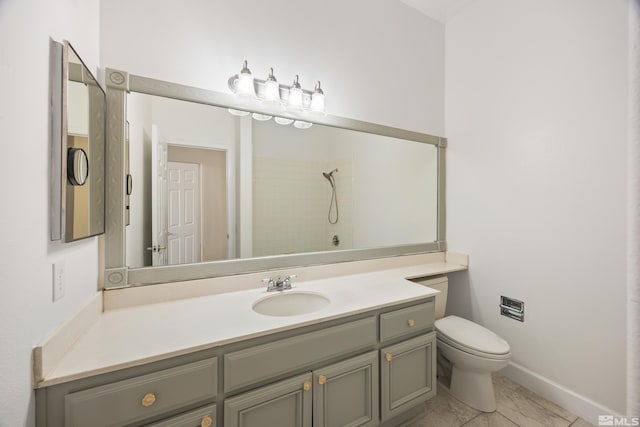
[253,157,353,257]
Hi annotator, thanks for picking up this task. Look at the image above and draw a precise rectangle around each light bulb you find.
[310,81,325,114]
[235,60,255,98]
[263,68,281,105]
[287,75,303,111]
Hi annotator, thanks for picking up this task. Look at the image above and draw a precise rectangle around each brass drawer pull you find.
[303,380,312,391]
[141,392,156,407]
[407,319,415,327]
[385,353,393,362]
[201,415,213,427]
[318,375,327,385]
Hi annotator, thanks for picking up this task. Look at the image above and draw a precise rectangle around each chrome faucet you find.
[263,274,297,292]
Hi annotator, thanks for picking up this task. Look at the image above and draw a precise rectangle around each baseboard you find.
[502,361,624,425]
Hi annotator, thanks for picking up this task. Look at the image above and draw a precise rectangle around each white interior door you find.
[167,161,201,265]
[151,125,168,266]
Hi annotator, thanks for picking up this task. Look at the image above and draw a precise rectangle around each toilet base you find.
[449,366,496,412]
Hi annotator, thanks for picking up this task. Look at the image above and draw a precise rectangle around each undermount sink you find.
[252,291,330,317]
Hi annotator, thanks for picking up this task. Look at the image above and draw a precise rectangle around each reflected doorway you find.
[167,145,228,264]
[167,161,201,265]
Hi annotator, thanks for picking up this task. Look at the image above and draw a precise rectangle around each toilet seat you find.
[436,316,510,360]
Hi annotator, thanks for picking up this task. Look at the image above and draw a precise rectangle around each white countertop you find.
[38,271,441,387]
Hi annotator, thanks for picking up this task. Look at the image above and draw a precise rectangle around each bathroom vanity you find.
[38,59,465,426]
[34,271,456,427]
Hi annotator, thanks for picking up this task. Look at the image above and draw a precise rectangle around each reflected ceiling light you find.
[228,108,250,116]
[275,117,294,125]
[293,120,313,129]
[310,81,325,115]
[252,113,273,121]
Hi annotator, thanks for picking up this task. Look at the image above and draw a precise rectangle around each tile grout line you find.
[459,412,482,426]
[496,409,521,426]
[512,384,578,424]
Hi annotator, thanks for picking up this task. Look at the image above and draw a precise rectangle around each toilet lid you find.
[435,316,510,356]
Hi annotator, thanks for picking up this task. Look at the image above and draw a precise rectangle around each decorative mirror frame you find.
[103,68,447,288]
[50,40,106,242]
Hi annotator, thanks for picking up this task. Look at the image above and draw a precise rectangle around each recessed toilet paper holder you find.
[500,296,524,322]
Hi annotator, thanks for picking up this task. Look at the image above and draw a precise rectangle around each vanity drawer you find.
[148,404,216,427]
[64,358,217,427]
[224,317,376,393]
[380,301,434,342]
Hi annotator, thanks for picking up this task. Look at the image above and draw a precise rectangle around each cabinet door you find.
[224,373,312,427]
[313,351,379,427]
[380,333,436,421]
[147,404,215,427]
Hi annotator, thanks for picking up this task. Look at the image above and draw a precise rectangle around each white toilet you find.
[414,276,511,412]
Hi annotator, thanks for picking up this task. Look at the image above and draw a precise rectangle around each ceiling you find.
[399,0,476,23]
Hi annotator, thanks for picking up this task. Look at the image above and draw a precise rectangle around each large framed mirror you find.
[104,70,446,288]
[50,40,106,242]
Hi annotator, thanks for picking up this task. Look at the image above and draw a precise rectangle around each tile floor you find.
[408,374,594,427]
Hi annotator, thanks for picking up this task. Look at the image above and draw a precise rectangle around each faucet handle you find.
[282,274,297,290]
[262,277,277,291]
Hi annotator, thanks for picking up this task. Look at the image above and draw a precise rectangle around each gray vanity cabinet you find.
[63,358,217,427]
[224,373,313,427]
[148,404,216,427]
[380,333,436,421]
[225,351,378,427]
[36,296,438,427]
[312,351,378,427]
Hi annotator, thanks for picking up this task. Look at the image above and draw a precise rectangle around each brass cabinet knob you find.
[407,319,415,327]
[318,375,327,385]
[385,353,393,362]
[141,392,156,407]
[200,415,213,427]
[303,380,312,391]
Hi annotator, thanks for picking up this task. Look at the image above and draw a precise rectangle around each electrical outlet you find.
[52,261,65,302]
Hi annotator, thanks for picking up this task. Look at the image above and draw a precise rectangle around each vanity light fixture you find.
[310,81,325,115]
[227,60,326,128]
[287,75,304,111]
[262,68,281,106]
[235,60,255,98]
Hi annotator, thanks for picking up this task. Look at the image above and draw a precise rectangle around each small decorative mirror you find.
[67,147,89,186]
[50,40,106,242]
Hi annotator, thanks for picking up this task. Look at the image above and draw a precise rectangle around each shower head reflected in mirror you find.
[322,168,338,181]
[322,169,339,224]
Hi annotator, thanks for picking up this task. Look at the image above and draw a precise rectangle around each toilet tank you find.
[410,276,448,319]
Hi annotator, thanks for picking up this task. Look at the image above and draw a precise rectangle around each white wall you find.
[446,0,628,417]
[328,130,438,248]
[0,0,101,426]
[99,0,445,136]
